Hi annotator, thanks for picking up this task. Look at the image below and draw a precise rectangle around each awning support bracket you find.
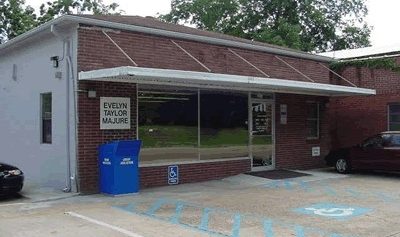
[102,30,138,67]
[318,63,358,87]
[171,40,212,72]
[228,48,270,77]
[275,56,315,82]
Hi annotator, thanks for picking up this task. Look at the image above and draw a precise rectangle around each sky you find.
[24,0,400,48]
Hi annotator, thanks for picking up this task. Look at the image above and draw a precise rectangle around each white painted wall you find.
[0,28,78,191]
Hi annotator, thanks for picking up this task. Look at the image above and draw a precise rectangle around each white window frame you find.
[306,101,320,140]
[40,92,52,144]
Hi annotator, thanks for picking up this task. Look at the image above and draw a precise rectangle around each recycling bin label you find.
[120,157,134,165]
[102,158,111,165]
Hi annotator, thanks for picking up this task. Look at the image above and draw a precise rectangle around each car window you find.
[362,135,384,148]
[382,134,392,147]
[389,134,400,147]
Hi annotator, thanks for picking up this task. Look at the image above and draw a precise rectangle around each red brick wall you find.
[329,58,400,149]
[76,25,334,193]
[275,94,330,169]
[77,26,331,84]
[140,159,251,189]
[77,81,138,193]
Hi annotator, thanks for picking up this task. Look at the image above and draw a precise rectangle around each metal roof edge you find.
[79,66,376,96]
[0,17,64,53]
[0,15,334,63]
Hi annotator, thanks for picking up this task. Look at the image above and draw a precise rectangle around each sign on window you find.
[100,97,131,130]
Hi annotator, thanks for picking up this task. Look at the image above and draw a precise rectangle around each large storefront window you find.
[138,86,269,164]
[200,91,248,160]
[138,88,198,163]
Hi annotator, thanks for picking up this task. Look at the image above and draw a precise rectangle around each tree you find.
[0,0,37,43]
[0,0,121,43]
[37,0,122,25]
[161,0,371,52]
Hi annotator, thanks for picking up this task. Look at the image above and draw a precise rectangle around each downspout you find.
[51,24,72,193]
[66,44,79,193]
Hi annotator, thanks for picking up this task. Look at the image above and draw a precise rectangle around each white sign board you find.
[100,97,131,130]
[312,147,321,157]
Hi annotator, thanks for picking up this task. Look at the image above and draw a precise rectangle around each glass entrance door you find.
[250,101,274,170]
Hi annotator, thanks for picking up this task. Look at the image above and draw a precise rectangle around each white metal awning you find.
[78,66,375,96]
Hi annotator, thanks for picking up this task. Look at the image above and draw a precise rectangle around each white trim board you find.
[79,66,375,97]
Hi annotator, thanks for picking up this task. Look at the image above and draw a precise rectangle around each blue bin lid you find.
[115,140,142,157]
[99,140,142,157]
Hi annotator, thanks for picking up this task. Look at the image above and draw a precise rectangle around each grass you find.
[139,125,272,148]
[139,125,197,148]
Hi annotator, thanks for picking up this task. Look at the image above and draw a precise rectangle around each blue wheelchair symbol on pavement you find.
[294,203,372,220]
[168,165,179,185]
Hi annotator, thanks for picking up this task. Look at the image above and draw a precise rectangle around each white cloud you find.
[366,0,400,47]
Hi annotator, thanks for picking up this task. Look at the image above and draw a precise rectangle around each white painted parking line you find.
[0,202,28,207]
[65,211,145,237]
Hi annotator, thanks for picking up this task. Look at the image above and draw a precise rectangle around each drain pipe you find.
[66,45,80,193]
[51,24,72,193]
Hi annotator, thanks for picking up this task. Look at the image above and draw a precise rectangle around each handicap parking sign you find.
[168,165,179,185]
[294,203,372,220]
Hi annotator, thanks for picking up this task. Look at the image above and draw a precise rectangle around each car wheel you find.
[335,158,350,174]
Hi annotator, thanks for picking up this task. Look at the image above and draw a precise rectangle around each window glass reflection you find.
[200,91,249,160]
[139,88,198,163]
[251,102,273,167]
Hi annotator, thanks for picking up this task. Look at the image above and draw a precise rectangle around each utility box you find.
[98,140,141,195]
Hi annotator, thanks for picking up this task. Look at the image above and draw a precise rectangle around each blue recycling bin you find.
[98,140,141,195]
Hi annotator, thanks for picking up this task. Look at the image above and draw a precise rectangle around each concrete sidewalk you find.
[0,181,78,204]
[2,169,400,236]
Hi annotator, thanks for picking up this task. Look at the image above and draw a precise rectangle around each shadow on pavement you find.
[0,192,27,202]
[353,170,400,179]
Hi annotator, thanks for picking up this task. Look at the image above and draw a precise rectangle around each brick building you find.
[321,46,400,149]
[0,15,374,193]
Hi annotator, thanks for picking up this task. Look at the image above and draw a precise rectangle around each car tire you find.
[335,158,350,174]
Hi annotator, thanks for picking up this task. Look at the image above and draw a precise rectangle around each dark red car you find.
[325,131,400,173]
[0,162,24,195]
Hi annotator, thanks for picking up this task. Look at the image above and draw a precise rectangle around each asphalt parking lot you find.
[1,169,400,237]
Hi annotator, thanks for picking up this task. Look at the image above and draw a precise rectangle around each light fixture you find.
[50,56,59,68]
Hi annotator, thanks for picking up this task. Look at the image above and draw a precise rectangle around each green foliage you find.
[330,58,400,72]
[0,0,37,43]
[161,0,371,52]
[0,0,122,43]
[138,125,251,148]
[37,0,122,24]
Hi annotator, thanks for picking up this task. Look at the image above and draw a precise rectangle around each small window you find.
[388,104,400,131]
[41,93,52,144]
[306,102,319,139]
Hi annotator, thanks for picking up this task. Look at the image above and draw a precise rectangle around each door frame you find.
[248,92,276,171]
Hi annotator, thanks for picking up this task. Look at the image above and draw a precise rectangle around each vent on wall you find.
[12,64,17,81]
